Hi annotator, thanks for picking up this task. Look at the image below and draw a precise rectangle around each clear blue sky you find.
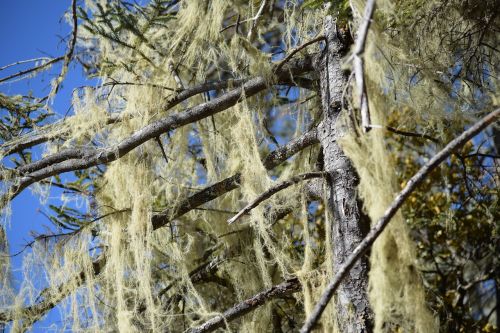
[0,1,92,331]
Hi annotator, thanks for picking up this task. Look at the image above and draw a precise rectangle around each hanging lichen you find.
[0,0,497,332]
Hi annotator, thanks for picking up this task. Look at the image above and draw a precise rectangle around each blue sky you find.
[0,1,93,331]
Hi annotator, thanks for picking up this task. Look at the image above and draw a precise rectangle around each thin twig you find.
[156,136,169,163]
[299,109,499,333]
[228,172,327,224]
[274,35,325,73]
[188,277,301,333]
[0,56,64,84]
[0,57,53,71]
[247,0,267,41]
[49,0,78,97]
[350,0,376,132]
[368,124,439,143]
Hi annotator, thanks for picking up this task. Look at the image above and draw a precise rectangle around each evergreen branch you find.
[299,108,500,333]
[188,277,301,333]
[228,171,327,224]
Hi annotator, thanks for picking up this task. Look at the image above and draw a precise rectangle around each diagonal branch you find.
[0,56,65,84]
[1,59,314,206]
[228,171,327,224]
[0,79,245,157]
[299,109,499,333]
[188,277,301,333]
[152,127,319,228]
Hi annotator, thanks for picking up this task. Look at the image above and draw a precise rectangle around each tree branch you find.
[188,277,300,333]
[49,0,78,97]
[299,109,499,333]
[1,58,314,206]
[0,79,245,157]
[151,127,318,228]
[0,56,64,84]
[350,0,376,132]
[228,171,326,224]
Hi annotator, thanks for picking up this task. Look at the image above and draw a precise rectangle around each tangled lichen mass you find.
[0,0,498,332]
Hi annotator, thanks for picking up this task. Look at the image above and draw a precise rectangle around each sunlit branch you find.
[350,0,376,132]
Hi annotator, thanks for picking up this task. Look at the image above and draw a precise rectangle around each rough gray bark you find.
[315,17,373,332]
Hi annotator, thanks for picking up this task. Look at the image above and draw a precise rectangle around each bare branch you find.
[350,0,376,132]
[188,277,300,333]
[49,0,78,97]
[299,109,499,333]
[0,79,244,157]
[228,171,326,224]
[0,56,64,84]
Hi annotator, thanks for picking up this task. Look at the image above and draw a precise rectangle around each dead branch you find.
[350,0,376,132]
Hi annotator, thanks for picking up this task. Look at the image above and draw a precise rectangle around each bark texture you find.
[316,16,373,332]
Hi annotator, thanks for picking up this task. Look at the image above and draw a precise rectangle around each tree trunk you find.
[315,16,373,332]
